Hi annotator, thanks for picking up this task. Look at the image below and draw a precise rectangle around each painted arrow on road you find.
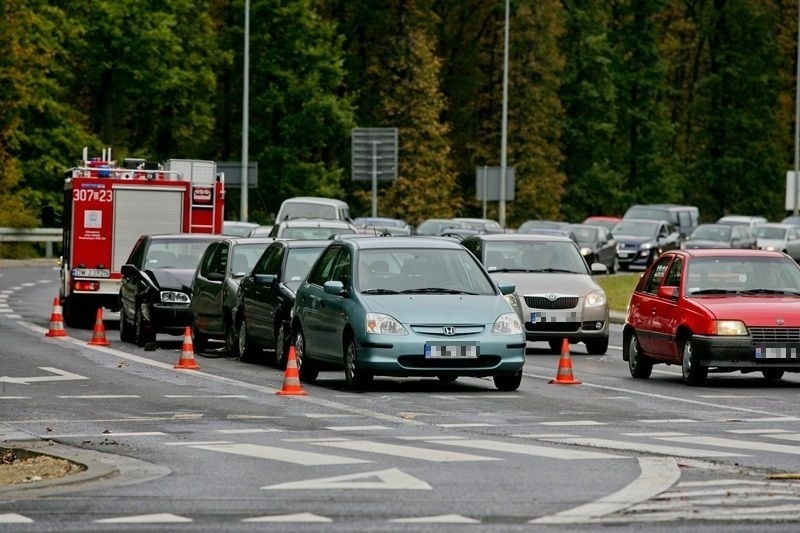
[0,367,89,385]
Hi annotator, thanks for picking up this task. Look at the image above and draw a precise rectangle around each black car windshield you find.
[484,241,589,274]
[685,257,800,296]
[145,240,214,269]
[613,221,658,237]
[358,248,495,295]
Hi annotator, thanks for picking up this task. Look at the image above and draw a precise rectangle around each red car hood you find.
[693,295,800,326]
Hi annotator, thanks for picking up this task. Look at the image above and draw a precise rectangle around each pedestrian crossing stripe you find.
[309,439,501,462]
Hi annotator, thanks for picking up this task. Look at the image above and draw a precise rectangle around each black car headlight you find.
[160,291,190,304]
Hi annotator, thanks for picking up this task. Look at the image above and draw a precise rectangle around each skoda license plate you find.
[425,344,478,359]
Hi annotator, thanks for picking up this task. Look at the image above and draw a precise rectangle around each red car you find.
[623,248,800,385]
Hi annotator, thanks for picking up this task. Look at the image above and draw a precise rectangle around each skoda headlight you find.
[714,320,748,336]
[585,290,606,308]
[160,291,190,304]
[366,313,408,335]
[491,312,523,335]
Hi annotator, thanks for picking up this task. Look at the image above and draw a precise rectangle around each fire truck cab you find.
[59,147,225,327]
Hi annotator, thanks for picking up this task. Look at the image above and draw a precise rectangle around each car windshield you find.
[571,226,598,243]
[145,240,213,269]
[685,257,800,296]
[283,247,325,290]
[358,248,496,295]
[613,221,658,237]
[483,241,589,274]
[282,226,356,239]
[690,226,731,242]
[281,203,337,220]
[755,226,787,239]
[230,243,270,276]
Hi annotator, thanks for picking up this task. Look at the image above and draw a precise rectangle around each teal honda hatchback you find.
[291,236,527,390]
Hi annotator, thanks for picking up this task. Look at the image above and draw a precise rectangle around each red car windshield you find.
[685,257,800,296]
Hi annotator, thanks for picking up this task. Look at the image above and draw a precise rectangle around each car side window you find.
[209,243,229,275]
[663,257,683,288]
[642,256,672,294]
[263,246,284,275]
[307,246,340,286]
[127,236,148,267]
[330,249,352,286]
[198,243,219,276]
[252,245,277,275]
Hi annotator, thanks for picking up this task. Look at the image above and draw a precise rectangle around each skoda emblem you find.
[777,317,785,326]
[546,292,558,301]
[443,326,455,336]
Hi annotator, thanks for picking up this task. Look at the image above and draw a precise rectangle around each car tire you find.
[626,332,652,379]
[619,263,630,272]
[762,369,784,381]
[191,322,208,354]
[119,305,135,343]
[548,339,562,354]
[344,336,372,390]
[225,313,239,359]
[237,318,257,363]
[134,303,156,347]
[681,336,707,385]
[585,337,609,355]
[274,321,289,369]
[296,328,318,383]
[494,370,522,391]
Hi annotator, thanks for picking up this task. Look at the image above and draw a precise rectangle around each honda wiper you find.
[361,288,400,295]
[400,287,478,295]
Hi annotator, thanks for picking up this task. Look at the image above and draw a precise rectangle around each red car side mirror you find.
[657,285,679,300]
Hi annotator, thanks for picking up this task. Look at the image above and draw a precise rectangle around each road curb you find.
[0,439,170,497]
[610,310,626,325]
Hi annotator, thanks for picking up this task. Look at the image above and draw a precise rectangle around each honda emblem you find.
[443,326,455,336]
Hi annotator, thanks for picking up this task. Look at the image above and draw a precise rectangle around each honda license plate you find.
[424,343,478,359]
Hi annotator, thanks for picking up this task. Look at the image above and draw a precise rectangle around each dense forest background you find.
[1,0,797,234]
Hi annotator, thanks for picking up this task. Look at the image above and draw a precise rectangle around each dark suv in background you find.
[622,204,700,239]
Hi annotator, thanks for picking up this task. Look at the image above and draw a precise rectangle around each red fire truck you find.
[58,147,225,327]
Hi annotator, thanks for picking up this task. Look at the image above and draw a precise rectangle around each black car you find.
[613,219,682,270]
[119,234,220,346]
[234,239,327,367]
[570,223,618,273]
[190,237,272,355]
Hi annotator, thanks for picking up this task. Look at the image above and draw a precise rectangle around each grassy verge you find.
[596,273,641,313]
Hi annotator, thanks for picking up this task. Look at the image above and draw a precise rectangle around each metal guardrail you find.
[0,228,62,258]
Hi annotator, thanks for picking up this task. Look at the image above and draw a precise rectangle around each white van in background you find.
[275,196,351,222]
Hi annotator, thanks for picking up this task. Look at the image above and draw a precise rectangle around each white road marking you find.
[727,429,791,434]
[0,367,89,385]
[540,420,605,426]
[638,419,697,423]
[426,438,626,460]
[164,395,248,398]
[657,435,800,455]
[678,479,769,487]
[227,415,282,419]
[324,425,389,431]
[309,440,501,462]
[95,513,192,524]
[397,436,465,441]
[57,395,140,399]
[0,396,30,400]
[537,437,745,458]
[622,432,687,437]
[242,513,333,523]
[215,428,281,434]
[727,416,800,422]
[0,514,33,524]
[389,514,480,524]
[182,442,370,466]
[5,314,20,319]
[304,413,353,418]
[531,457,679,524]
[263,468,432,490]
[436,423,492,428]
[765,433,800,443]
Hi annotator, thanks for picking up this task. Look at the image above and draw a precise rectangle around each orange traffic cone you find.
[45,297,67,338]
[275,345,307,396]
[88,308,111,346]
[549,338,581,385]
[174,326,200,370]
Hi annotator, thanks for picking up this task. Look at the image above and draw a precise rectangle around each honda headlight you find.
[160,291,190,304]
[366,313,408,335]
[585,290,606,308]
[714,320,747,336]
[491,312,523,335]
[504,292,521,312]
[580,247,591,256]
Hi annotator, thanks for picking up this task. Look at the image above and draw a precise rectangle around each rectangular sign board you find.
[352,128,398,181]
[218,162,258,188]
[476,166,515,201]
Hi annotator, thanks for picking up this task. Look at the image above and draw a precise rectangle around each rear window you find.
[280,202,337,220]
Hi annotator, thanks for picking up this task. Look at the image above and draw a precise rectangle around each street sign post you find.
[476,166,515,218]
[352,128,398,217]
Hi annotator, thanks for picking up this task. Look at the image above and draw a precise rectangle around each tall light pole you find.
[499,0,510,227]
[240,0,250,222]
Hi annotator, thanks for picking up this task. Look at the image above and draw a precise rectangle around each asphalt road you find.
[1,262,799,532]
